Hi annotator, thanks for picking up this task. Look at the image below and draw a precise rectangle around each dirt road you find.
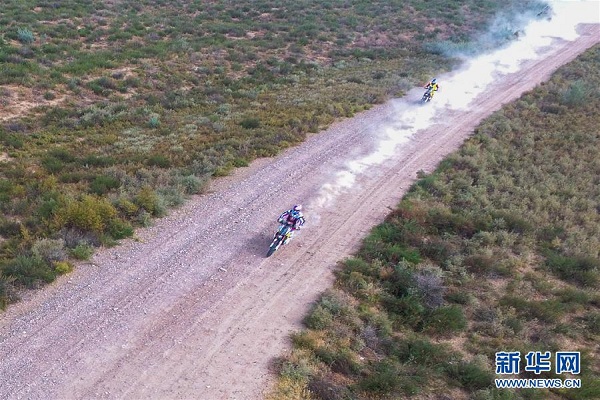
[1,25,597,400]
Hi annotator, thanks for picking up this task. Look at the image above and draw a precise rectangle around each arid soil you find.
[0,25,597,400]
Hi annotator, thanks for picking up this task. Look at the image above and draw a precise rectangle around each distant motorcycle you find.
[267,224,293,257]
[421,87,434,103]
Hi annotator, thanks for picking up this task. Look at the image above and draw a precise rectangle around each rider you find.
[277,204,305,244]
[424,78,440,99]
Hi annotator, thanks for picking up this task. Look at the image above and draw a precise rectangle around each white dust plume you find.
[308,0,599,217]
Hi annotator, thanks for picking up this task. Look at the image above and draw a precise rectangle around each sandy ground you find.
[0,25,598,400]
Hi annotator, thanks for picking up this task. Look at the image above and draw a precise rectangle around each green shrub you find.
[357,361,400,394]
[385,263,416,298]
[147,154,171,168]
[17,28,35,44]
[116,198,139,216]
[445,361,493,390]
[81,155,116,167]
[278,360,311,382]
[107,219,134,240]
[0,272,16,310]
[53,261,72,274]
[446,290,472,305]
[556,287,590,304]
[240,117,260,129]
[135,186,164,216]
[394,337,450,366]
[3,134,24,149]
[561,80,589,107]
[41,156,65,174]
[382,293,425,328]
[3,256,56,288]
[546,252,599,287]
[148,114,160,128]
[59,195,118,233]
[304,304,334,330]
[503,316,524,334]
[70,242,94,260]
[178,175,207,194]
[89,175,120,195]
[583,312,600,335]
[422,305,467,334]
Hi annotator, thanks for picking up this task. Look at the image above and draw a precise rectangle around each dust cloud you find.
[308,0,598,216]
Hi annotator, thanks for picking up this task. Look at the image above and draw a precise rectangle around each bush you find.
[107,219,134,240]
[148,114,160,128]
[41,156,65,174]
[17,28,35,44]
[240,117,260,129]
[304,304,334,330]
[357,361,400,394]
[89,175,120,195]
[53,261,72,274]
[422,305,467,334]
[445,361,493,390]
[3,255,56,288]
[394,337,450,366]
[116,198,139,216]
[561,80,589,107]
[146,154,171,168]
[308,377,350,400]
[446,290,471,305]
[178,174,207,194]
[81,155,115,167]
[277,359,311,382]
[135,186,164,216]
[382,293,426,328]
[58,195,118,233]
[70,242,94,260]
[0,272,16,310]
[414,269,445,309]
[546,252,599,287]
[31,238,67,263]
[304,290,351,330]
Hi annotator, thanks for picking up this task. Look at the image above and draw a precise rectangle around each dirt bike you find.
[421,87,434,103]
[267,224,293,257]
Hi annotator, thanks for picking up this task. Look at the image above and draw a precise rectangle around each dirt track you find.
[0,25,598,400]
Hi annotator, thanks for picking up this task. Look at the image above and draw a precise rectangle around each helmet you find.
[293,204,302,211]
[431,78,437,84]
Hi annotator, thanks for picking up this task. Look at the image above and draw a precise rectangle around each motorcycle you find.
[421,87,434,103]
[267,224,293,257]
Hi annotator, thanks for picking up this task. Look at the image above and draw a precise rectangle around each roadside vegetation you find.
[0,0,545,307]
[267,45,600,399]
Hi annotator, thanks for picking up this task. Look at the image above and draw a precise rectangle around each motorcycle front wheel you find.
[266,237,282,257]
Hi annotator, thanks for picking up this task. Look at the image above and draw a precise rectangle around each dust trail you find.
[308,0,598,218]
